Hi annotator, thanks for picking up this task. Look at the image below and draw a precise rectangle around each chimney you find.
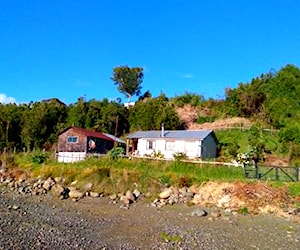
[161,123,164,137]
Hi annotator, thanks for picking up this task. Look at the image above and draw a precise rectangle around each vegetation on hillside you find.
[1,64,300,164]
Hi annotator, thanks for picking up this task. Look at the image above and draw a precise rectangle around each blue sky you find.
[1,0,300,104]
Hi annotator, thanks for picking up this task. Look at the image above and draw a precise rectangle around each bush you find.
[173,152,187,161]
[30,151,49,164]
[108,147,125,160]
[151,150,164,158]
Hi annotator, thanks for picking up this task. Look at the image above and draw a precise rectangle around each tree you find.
[111,65,144,103]
[129,93,182,131]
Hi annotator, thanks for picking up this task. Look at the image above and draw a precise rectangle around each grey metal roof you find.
[127,130,213,140]
[103,133,126,144]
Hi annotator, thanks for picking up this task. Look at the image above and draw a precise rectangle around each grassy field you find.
[10,152,244,195]
[4,151,298,199]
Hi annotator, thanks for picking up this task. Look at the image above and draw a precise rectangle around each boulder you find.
[190,208,207,217]
[133,189,141,199]
[51,183,67,199]
[42,177,56,191]
[125,190,135,202]
[217,194,231,208]
[90,192,100,198]
[69,189,84,201]
[120,196,131,205]
[159,188,173,199]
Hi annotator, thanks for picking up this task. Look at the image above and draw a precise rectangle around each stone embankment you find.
[1,165,300,220]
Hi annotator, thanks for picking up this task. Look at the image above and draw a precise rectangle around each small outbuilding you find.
[57,126,125,163]
[126,129,218,159]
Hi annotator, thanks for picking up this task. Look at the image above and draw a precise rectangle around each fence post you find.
[296,166,299,182]
[275,167,279,181]
[254,161,259,179]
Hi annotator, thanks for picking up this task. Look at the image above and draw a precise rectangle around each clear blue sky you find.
[1,0,300,104]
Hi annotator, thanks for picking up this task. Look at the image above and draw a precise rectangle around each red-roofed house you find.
[57,126,123,162]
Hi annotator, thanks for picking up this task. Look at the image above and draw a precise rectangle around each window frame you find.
[67,136,78,143]
[146,140,154,150]
[165,140,175,151]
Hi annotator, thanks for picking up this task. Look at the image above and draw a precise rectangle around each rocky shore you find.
[1,166,300,249]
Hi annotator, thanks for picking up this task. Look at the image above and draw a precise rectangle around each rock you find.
[120,196,131,205]
[179,187,188,196]
[159,188,173,199]
[54,177,63,183]
[217,194,231,208]
[125,190,135,202]
[168,194,179,205]
[51,183,66,198]
[152,198,159,204]
[42,177,56,191]
[90,192,100,198]
[69,189,84,201]
[190,208,207,217]
[184,192,194,199]
[13,205,19,210]
[133,189,141,199]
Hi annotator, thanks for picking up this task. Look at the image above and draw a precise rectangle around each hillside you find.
[176,104,252,130]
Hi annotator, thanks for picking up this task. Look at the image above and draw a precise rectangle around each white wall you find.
[57,152,87,163]
[184,140,200,158]
[137,138,201,159]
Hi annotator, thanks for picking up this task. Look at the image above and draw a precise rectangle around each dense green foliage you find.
[111,65,144,103]
[1,64,300,164]
[129,93,183,131]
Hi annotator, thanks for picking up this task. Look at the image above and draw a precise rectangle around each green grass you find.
[160,232,182,243]
[6,152,300,198]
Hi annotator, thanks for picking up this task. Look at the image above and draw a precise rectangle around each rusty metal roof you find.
[65,127,114,141]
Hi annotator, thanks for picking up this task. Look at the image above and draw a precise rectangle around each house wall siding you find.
[58,129,87,152]
[201,134,217,159]
[58,128,115,155]
[137,138,201,159]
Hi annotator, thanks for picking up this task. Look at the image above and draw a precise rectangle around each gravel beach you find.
[1,185,300,250]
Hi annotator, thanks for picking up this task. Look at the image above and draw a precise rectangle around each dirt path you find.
[1,187,300,250]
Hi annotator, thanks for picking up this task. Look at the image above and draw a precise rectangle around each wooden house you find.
[57,126,125,163]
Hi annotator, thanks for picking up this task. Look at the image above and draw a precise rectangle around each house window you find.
[147,140,154,149]
[166,141,175,151]
[67,136,78,143]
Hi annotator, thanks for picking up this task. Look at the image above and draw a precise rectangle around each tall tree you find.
[111,65,144,103]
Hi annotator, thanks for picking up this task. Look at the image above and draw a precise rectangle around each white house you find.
[126,129,218,159]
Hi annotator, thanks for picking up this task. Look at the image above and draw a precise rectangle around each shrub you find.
[30,151,49,164]
[151,150,164,158]
[108,147,125,160]
[173,152,187,161]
